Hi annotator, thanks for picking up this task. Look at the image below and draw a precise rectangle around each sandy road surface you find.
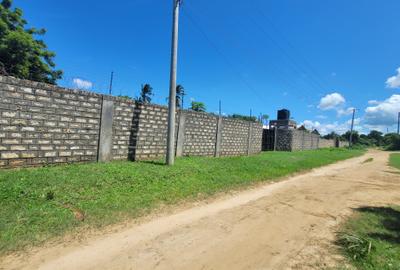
[2,150,400,270]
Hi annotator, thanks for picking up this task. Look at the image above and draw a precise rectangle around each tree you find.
[190,101,206,112]
[0,0,62,84]
[176,84,185,109]
[138,84,153,104]
[342,130,360,145]
[230,114,257,122]
[323,132,339,140]
[384,133,400,150]
[367,130,384,146]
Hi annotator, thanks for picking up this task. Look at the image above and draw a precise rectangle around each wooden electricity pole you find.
[397,112,400,135]
[109,71,114,95]
[349,108,356,148]
[166,0,181,165]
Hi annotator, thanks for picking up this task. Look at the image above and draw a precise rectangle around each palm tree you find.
[176,84,185,109]
[191,101,206,112]
[139,84,153,104]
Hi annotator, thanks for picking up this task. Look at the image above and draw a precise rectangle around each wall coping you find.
[0,75,261,125]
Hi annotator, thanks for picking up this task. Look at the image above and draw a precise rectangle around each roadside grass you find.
[389,153,400,170]
[337,206,400,270]
[0,148,364,255]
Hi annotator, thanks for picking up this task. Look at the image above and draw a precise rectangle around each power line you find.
[245,14,326,96]
[184,2,321,107]
[252,4,331,89]
[183,5,269,105]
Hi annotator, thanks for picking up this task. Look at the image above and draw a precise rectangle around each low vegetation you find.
[335,156,400,269]
[0,148,363,254]
[337,206,400,270]
[389,153,400,170]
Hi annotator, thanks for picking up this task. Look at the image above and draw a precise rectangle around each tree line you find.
[322,130,400,150]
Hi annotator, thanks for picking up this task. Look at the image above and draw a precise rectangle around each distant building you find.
[269,109,297,130]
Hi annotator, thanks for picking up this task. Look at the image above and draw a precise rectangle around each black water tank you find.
[277,109,290,120]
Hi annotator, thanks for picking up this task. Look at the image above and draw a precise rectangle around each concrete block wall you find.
[220,118,251,156]
[181,111,218,156]
[112,101,174,161]
[318,138,336,148]
[0,76,263,168]
[263,129,339,152]
[0,76,101,168]
[275,129,293,151]
[249,123,263,154]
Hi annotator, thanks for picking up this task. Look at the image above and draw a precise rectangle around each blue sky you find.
[14,0,400,134]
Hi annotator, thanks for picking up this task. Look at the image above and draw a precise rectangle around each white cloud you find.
[346,118,361,125]
[368,100,380,105]
[364,94,400,126]
[386,67,400,89]
[316,115,327,119]
[73,78,93,90]
[301,120,321,130]
[318,92,346,110]
[337,107,355,117]
[300,118,362,135]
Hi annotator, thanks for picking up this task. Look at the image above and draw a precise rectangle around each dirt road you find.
[2,150,400,270]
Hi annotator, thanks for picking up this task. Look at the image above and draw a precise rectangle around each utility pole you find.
[219,100,222,117]
[166,0,181,165]
[397,112,400,135]
[109,71,114,95]
[349,108,356,148]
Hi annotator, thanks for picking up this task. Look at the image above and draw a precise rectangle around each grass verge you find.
[389,153,400,170]
[337,206,400,270]
[0,148,364,254]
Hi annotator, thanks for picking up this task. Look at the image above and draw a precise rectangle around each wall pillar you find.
[98,98,114,162]
[247,122,253,156]
[176,111,186,157]
[214,117,223,157]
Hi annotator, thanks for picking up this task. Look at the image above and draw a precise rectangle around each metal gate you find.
[262,129,275,151]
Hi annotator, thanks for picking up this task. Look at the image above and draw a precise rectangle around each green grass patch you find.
[0,148,364,254]
[337,206,400,270]
[389,153,400,170]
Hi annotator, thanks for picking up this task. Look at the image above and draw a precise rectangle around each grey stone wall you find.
[0,76,263,168]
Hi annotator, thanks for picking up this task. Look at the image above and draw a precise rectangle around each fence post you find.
[98,98,114,162]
